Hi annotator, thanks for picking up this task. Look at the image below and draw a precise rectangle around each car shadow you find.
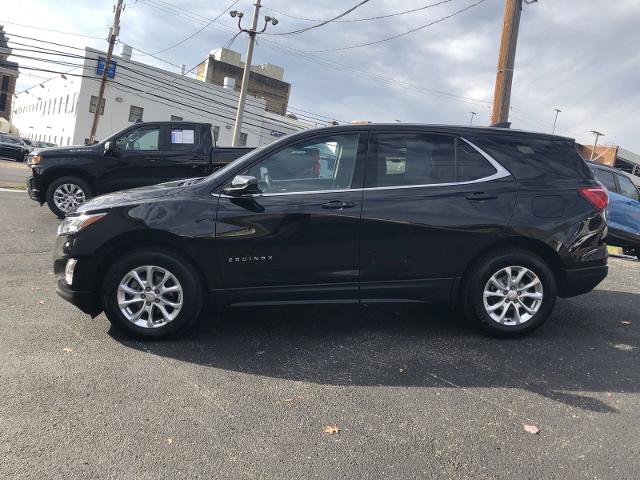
[110,289,640,414]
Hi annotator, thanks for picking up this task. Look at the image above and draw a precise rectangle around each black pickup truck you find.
[26,121,253,217]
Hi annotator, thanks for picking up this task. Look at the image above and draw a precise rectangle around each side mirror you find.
[224,175,260,195]
[104,141,115,155]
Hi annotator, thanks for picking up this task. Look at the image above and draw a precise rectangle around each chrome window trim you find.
[219,137,511,198]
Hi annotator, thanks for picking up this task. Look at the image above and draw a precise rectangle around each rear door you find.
[214,131,366,303]
[613,173,640,237]
[359,131,517,302]
[166,124,210,180]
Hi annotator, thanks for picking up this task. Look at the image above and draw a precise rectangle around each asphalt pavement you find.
[0,190,639,479]
[0,158,29,189]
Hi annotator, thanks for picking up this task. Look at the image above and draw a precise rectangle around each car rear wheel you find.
[46,176,92,218]
[102,249,203,339]
[462,248,557,337]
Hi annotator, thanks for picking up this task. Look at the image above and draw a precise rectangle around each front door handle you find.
[466,191,497,201]
[322,200,355,210]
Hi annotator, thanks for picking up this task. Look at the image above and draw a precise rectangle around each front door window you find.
[116,128,160,151]
[245,134,360,194]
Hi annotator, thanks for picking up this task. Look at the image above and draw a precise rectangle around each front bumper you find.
[559,265,608,298]
[53,234,102,317]
[26,175,43,203]
[56,280,102,317]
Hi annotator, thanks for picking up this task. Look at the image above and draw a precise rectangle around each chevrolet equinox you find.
[53,124,609,339]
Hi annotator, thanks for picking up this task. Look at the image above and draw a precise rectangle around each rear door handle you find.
[466,191,497,201]
[322,200,355,210]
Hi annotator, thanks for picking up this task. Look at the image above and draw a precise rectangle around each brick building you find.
[196,48,290,115]
[0,25,19,122]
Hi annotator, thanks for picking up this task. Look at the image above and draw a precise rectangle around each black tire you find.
[461,248,557,337]
[46,176,93,218]
[102,248,204,339]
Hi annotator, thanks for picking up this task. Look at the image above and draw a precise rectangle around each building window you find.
[89,95,105,115]
[0,75,9,111]
[239,132,248,147]
[58,96,63,114]
[213,126,220,143]
[128,105,143,122]
[170,115,183,121]
[71,93,76,113]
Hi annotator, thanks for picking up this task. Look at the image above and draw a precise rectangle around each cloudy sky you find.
[3,0,640,150]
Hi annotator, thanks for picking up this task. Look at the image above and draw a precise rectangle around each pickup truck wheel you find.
[46,176,92,218]
[102,249,204,339]
[462,248,557,337]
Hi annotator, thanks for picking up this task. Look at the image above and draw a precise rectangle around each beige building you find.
[196,48,290,116]
[0,25,19,124]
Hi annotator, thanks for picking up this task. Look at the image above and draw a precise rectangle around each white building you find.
[10,45,309,147]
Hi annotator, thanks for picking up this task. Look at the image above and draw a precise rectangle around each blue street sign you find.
[96,57,117,78]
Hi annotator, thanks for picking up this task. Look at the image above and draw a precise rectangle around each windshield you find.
[0,135,21,145]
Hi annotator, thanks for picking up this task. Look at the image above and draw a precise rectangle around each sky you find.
[3,0,640,151]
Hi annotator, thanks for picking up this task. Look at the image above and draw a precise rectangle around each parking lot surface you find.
[0,190,639,479]
[0,158,28,189]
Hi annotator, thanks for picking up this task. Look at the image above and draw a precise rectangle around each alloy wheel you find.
[482,266,544,326]
[53,183,86,212]
[117,265,183,329]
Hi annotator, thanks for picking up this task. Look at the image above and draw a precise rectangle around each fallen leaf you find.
[324,425,340,435]
[399,368,404,373]
[38,300,45,305]
[613,343,635,352]
[166,438,173,445]
[31,287,41,291]
[621,321,632,326]
[523,423,540,435]
[63,347,74,353]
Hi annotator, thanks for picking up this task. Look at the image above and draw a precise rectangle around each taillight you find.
[579,186,608,211]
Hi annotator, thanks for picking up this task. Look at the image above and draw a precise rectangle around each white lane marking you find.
[0,188,26,193]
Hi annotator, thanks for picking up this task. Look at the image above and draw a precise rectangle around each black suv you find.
[53,124,609,339]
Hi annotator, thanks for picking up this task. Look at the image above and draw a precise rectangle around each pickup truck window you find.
[170,128,196,149]
[116,128,160,151]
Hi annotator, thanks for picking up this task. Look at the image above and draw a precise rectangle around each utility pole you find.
[89,0,124,142]
[588,130,605,162]
[552,108,562,134]
[490,0,537,126]
[469,111,476,126]
[231,2,278,146]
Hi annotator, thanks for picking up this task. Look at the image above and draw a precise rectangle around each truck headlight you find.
[65,258,78,285]
[28,155,41,165]
[58,213,106,235]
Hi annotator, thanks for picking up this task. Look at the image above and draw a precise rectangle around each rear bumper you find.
[559,265,608,298]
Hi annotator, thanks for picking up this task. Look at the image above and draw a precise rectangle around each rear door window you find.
[616,174,640,201]
[170,127,197,150]
[367,133,455,187]
[367,133,498,187]
[592,168,617,192]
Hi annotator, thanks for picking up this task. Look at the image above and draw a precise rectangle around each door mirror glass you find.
[224,175,260,195]
[104,141,115,155]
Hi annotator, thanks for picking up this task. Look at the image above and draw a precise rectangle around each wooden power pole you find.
[89,0,124,142]
[490,0,523,126]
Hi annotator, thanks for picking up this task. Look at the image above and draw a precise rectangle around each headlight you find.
[28,155,41,165]
[58,213,106,235]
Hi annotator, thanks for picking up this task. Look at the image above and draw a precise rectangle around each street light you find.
[552,108,562,134]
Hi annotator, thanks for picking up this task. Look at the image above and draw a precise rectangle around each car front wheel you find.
[462,248,557,337]
[46,176,92,218]
[102,249,204,339]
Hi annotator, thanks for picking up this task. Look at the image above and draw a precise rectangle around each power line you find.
[268,0,372,35]
[135,0,494,108]
[149,0,239,55]
[0,20,105,40]
[5,45,308,132]
[264,0,456,24]
[302,0,488,53]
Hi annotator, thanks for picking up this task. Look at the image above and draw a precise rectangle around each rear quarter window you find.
[471,136,592,180]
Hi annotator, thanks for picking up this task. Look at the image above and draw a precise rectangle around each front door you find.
[104,125,168,191]
[359,131,517,302]
[215,132,367,303]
